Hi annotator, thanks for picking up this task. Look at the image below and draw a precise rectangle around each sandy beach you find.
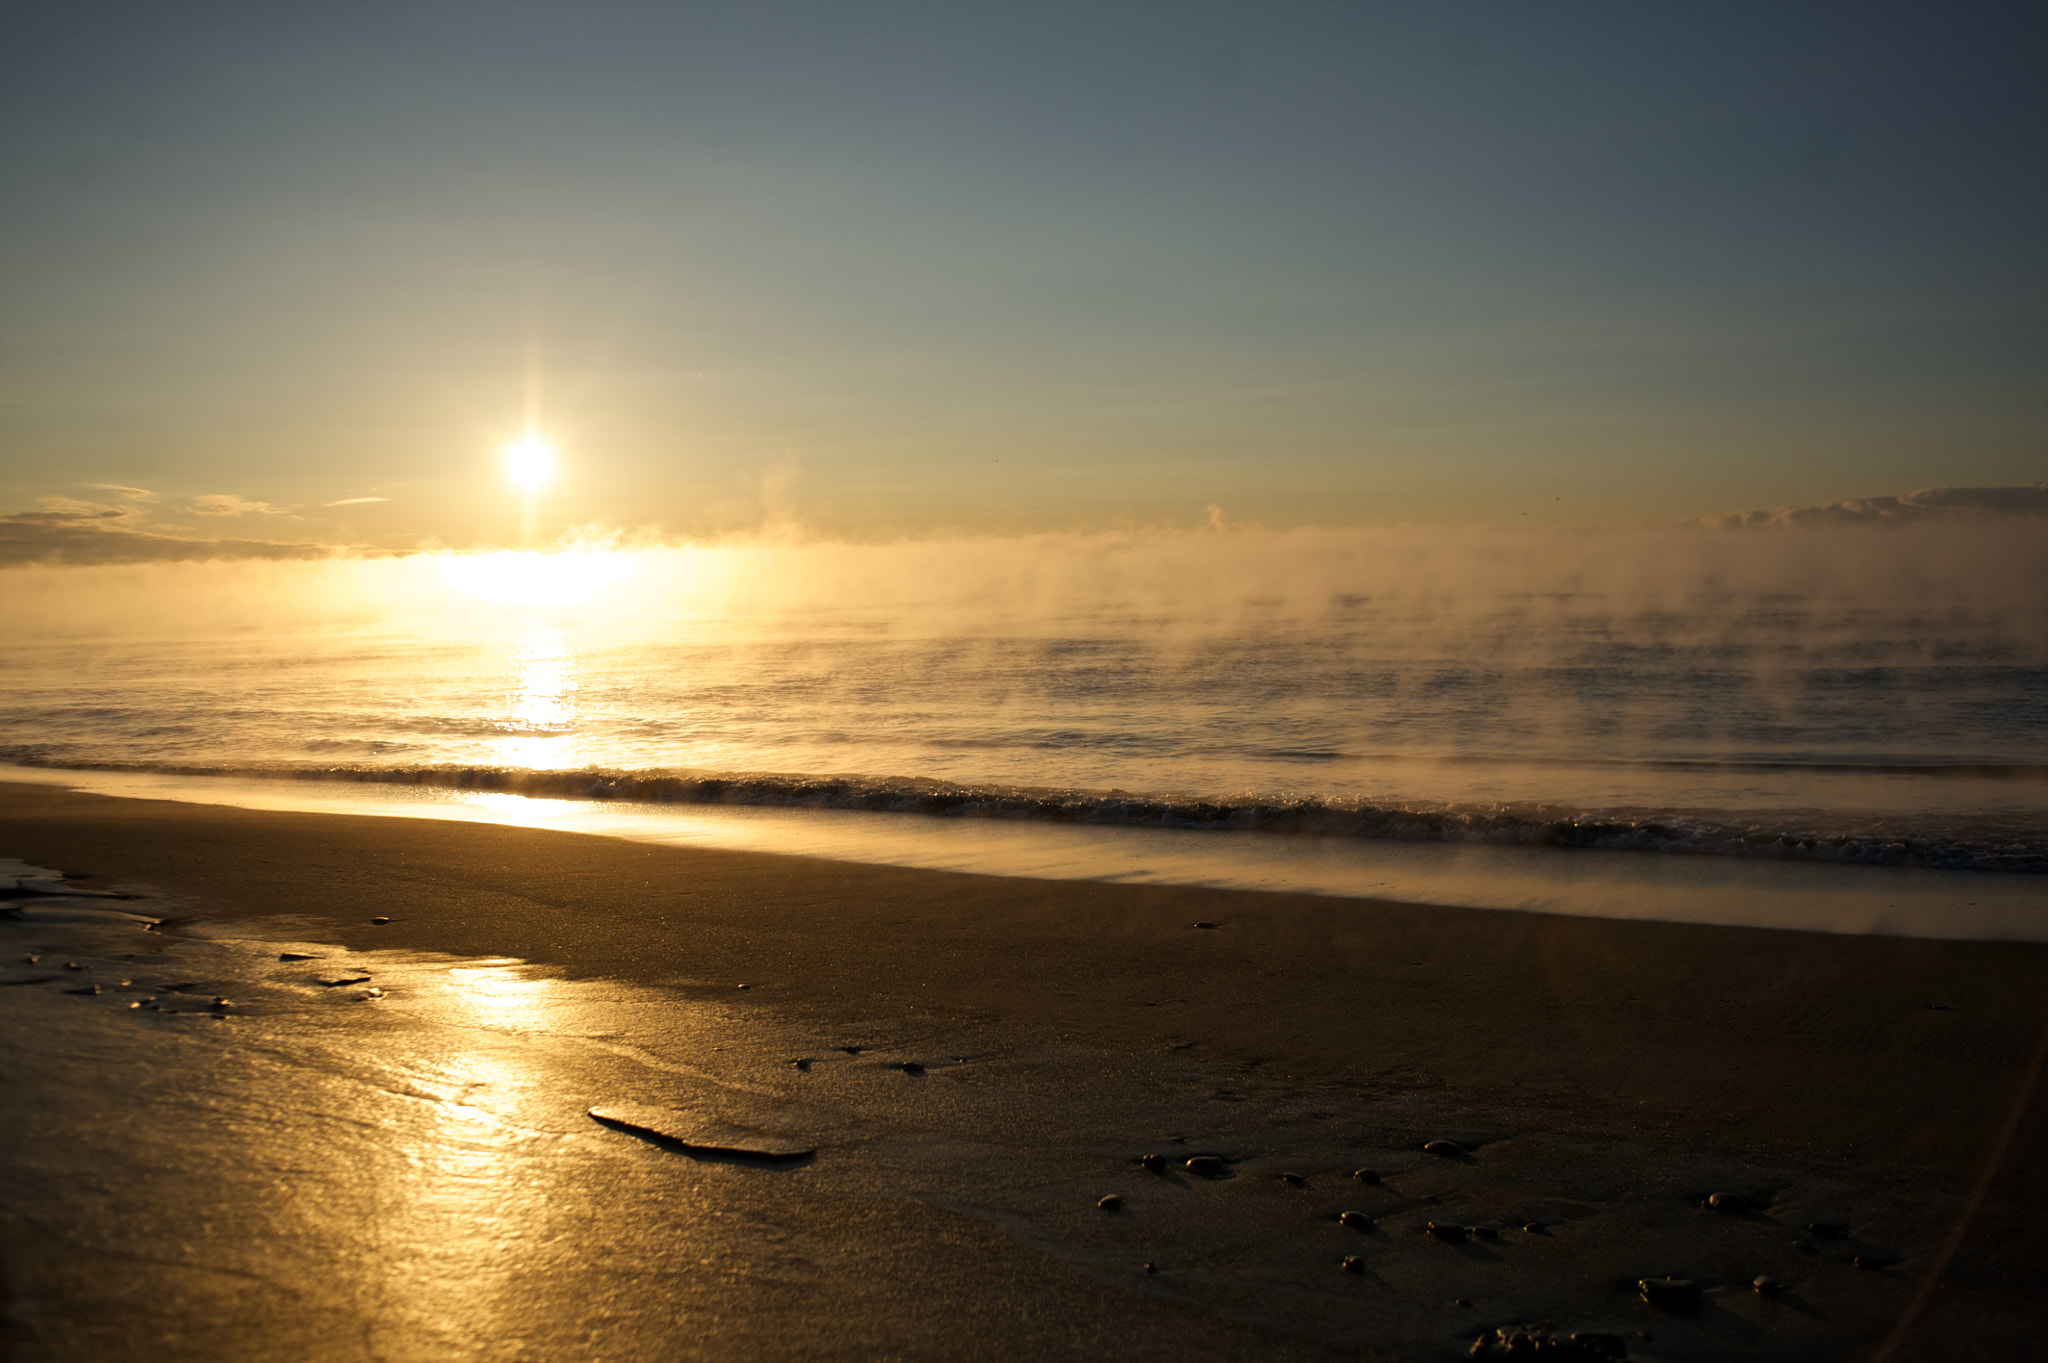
[3,781,2045,1361]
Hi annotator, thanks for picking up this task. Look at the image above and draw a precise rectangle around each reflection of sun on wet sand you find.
[3,782,2045,1361]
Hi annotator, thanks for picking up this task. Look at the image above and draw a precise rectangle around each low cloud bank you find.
[0,507,332,565]
[1695,481,2048,529]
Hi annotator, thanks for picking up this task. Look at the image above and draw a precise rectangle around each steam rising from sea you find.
[3,520,2043,873]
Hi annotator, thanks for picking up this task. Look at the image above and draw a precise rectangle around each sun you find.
[502,435,555,490]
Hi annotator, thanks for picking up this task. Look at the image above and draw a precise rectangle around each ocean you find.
[3,521,2044,931]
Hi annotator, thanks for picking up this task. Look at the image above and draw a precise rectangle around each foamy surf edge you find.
[3,755,2041,874]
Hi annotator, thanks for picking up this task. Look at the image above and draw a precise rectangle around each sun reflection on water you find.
[444,962,559,1031]
[493,621,581,769]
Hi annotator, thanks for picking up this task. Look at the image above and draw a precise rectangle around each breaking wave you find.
[6,755,2042,874]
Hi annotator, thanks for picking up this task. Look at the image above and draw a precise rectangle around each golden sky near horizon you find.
[1,3,2043,558]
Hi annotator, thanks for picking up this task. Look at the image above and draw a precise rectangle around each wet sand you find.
[3,782,2045,1361]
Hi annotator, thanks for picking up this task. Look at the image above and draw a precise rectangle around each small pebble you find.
[22,954,40,964]
[1753,1275,1780,1297]
[790,1058,812,1071]
[1098,1194,1121,1211]
[1139,1153,1167,1172]
[211,997,231,1009]
[1143,1262,1156,1274]
[1280,1172,1306,1186]
[1340,1255,1364,1273]
[1708,1192,1750,1212]
[1184,1155,1229,1176]
[1806,1222,1848,1239]
[1352,1169,1380,1184]
[66,984,101,995]
[1422,1139,1466,1158]
[64,961,83,971]
[1426,1220,1465,1242]
[1338,1210,1371,1230]
[370,916,391,925]
[1522,1222,1545,1234]
[736,983,750,991]
[1191,921,1218,929]
[1638,1276,1701,1310]
[1853,1254,1885,1271]
[126,1001,142,1010]
[899,1061,924,1074]
[278,953,317,961]
[358,987,385,999]
[1469,1226,1497,1240]
[1453,1298,1470,1308]
[841,1045,863,1054]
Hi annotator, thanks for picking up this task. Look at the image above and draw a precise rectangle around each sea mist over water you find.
[2,519,2044,871]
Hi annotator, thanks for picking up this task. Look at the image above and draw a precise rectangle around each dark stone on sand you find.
[371,917,391,925]
[1143,1262,1157,1274]
[587,1104,815,1160]
[23,954,39,964]
[841,1045,862,1054]
[210,997,231,1009]
[1854,1254,1887,1270]
[1341,1255,1364,1273]
[899,1060,924,1074]
[317,973,372,988]
[65,984,101,995]
[278,953,317,961]
[1753,1275,1780,1296]
[1707,1192,1750,1213]
[1637,1276,1701,1311]
[1338,1210,1372,1230]
[736,983,750,990]
[1139,1153,1167,1172]
[1423,1139,1467,1158]
[1098,1194,1121,1211]
[64,961,82,971]
[1470,1226,1498,1240]
[1426,1221,1466,1242]
[1191,921,1218,929]
[1524,1222,1546,1233]
[1184,1155,1230,1177]
[1352,1169,1381,1184]
[1280,1171,1306,1186]
[790,1058,812,1071]
[1454,1298,1471,1308]
[1470,1326,1627,1360]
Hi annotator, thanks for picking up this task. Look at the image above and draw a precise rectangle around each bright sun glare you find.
[503,435,555,490]
[440,549,635,607]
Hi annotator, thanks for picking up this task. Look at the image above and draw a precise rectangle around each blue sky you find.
[1,1,2043,550]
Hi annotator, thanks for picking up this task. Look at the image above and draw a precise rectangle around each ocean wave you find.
[5,754,2043,873]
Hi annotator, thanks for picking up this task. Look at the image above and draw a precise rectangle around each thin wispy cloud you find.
[189,494,295,518]
[324,497,389,506]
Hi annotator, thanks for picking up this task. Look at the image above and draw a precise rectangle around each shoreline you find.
[4,782,2047,1359]
[4,764,2042,942]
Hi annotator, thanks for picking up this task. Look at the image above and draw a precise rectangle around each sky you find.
[1,0,2044,556]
